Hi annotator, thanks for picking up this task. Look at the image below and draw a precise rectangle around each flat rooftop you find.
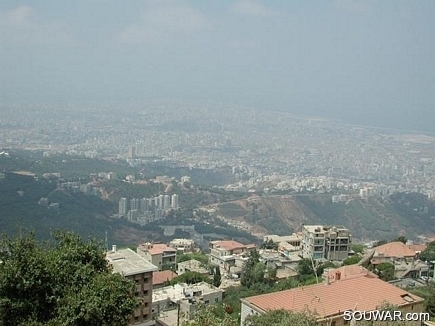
[153,282,222,303]
[265,234,301,243]
[303,225,348,233]
[106,248,158,276]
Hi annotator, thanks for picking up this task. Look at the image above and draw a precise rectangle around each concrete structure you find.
[177,259,210,276]
[137,242,177,271]
[301,225,351,261]
[241,276,425,326]
[264,233,301,252]
[171,194,179,210]
[168,238,195,253]
[119,197,128,217]
[153,282,223,323]
[209,240,256,272]
[106,247,158,326]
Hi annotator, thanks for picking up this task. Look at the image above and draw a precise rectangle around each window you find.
[143,314,148,320]
[144,302,148,307]
[144,290,148,296]
[215,297,219,303]
[204,300,209,305]
[144,277,149,283]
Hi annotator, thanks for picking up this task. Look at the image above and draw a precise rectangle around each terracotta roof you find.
[139,243,177,256]
[152,270,177,286]
[323,264,378,283]
[243,277,423,318]
[373,242,416,258]
[211,240,247,251]
[408,244,427,253]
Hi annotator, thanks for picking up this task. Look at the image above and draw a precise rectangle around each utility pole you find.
[177,301,180,326]
[177,300,180,326]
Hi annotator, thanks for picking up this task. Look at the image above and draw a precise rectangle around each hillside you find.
[214,193,435,241]
[0,173,167,246]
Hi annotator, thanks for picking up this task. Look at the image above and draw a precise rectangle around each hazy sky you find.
[1,0,434,131]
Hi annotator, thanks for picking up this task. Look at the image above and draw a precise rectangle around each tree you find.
[241,249,261,288]
[0,230,136,326]
[170,271,211,285]
[351,244,364,254]
[244,309,318,326]
[182,304,238,326]
[260,239,279,250]
[420,241,435,263]
[375,262,396,281]
[213,266,222,288]
[392,236,407,244]
[342,255,362,266]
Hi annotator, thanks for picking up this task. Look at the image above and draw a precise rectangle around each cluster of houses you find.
[106,225,434,326]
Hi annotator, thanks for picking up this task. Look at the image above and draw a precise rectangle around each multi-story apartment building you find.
[106,246,158,326]
[137,242,177,271]
[119,197,128,217]
[301,225,351,261]
[171,194,179,210]
[209,240,256,272]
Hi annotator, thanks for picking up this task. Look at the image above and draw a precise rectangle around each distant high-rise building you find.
[129,209,138,222]
[171,194,179,210]
[128,145,135,159]
[163,195,170,210]
[147,198,154,211]
[154,208,162,221]
[158,195,164,210]
[139,198,148,214]
[130,198,140,211]
[119,197,128,217]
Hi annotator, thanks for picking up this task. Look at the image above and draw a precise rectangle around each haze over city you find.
[1,0,434,132]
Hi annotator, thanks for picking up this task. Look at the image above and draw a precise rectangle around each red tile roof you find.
[243,277,423,318]
[211,240,247,251]
[408,244,427,253]
[323,264,378,283]
[373,242,416,258]
[152,270,177,286]
[138,243,177,256]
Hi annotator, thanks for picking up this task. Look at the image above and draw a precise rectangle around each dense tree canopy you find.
[244,309,318,326]
[0,230,136,326]
[342,255,362,266]
[374,262,396,282]
[420,241,435,263]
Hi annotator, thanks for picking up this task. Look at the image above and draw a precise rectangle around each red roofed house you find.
[371,241,429,279]
[152,270,177,290]
[241,276,425,326]
[209,240,256,272]
[137,242,177,271]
